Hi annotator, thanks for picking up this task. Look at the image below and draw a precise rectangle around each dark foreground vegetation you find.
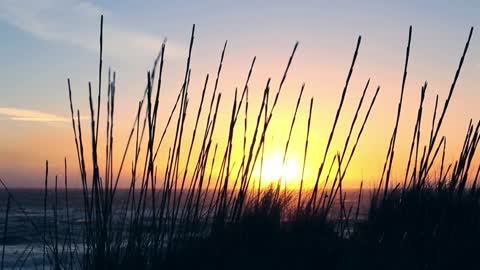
[1,16,479,269]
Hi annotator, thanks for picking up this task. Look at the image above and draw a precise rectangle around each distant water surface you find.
[0,188,370,268]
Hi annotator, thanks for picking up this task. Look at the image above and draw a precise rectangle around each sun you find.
[259,154,301,187]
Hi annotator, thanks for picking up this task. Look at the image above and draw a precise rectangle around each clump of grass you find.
[59,15,372,269]
[1,15,479,270]
[353,26,478,270]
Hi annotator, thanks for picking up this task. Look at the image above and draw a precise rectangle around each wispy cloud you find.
[0,0,185,60]
[0,107,70,122]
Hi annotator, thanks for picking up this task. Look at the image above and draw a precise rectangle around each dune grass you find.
[1,15,479,269]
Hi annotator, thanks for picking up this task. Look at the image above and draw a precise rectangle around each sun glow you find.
[259,154,301,187]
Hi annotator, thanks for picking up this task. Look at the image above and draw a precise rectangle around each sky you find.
[1,0,480,188]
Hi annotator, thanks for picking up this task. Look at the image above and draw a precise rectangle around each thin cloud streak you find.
[0,0,185,60]
[0,107,70,122]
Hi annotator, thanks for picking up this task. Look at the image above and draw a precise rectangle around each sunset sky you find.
[1,0,480,188]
